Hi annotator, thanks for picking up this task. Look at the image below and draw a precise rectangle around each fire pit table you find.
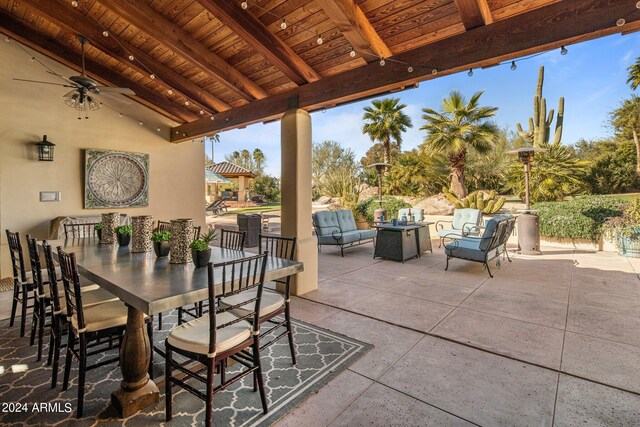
[373,222,433,262]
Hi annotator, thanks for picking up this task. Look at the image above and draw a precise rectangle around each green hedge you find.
[355,196,411,225]
[536,196,623,242]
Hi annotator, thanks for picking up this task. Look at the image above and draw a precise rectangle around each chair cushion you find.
[479,218,501,251]
[335,210,357,232]
[219,289,284,318]
[359,229,377,240]
[444,237,485,262]
[70,300,129,333]
[313,211,340,236]
[317,230,362,245]
[452,209,482,231]
[167,312,252,357]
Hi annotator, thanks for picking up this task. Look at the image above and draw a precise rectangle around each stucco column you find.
[280,109,318,295]
[238,176,248,201]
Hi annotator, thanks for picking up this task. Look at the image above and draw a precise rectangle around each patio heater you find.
[507,147,547,255]
[368,162,391,222]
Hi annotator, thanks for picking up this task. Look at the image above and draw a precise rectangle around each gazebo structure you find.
[1,0,638,297]
[204,167,232,203]
[207,161,255,202]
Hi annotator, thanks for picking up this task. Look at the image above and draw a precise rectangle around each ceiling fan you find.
[13,35,135,115]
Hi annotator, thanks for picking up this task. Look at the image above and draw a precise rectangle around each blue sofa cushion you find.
[335,210,357,232]
[359,229,377,240]
[313,211,340,236]
[452,208,482,231]
[317,230,362,245]
[444,237,485,262]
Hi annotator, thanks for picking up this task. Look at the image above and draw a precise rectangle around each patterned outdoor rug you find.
[0,310,371,426]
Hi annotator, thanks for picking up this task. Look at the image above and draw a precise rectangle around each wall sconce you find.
[35,135,55,161]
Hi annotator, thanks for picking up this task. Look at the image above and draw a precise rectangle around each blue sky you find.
[208,33,640,178]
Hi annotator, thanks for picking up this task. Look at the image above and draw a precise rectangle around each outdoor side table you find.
[373,223,432,262]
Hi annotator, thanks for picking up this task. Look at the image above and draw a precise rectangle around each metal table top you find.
[48,239,304,315]
[372,222,434,231]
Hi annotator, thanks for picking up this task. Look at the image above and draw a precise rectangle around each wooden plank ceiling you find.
[1,0,639,142]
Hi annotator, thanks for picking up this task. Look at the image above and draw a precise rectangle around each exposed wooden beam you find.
[315,0,392,60]
[197,0,320,85]
[25,0,231,114]
[170,0,640,142]
[98,0,267,101]
[454,0,493,30]
[0,10,198,123]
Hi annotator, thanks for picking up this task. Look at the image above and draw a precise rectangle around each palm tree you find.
[611,95,640,177]
[628,57,640,90]
[362,98,413,168]
[420,90,499,197]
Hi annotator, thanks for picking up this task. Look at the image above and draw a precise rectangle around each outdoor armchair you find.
[435,208,483,247]
[312,210,376,257]
[442,214,516,277]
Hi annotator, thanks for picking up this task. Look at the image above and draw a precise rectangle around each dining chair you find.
[220,235,297,364]
[165,253,269,427]
[220,229,246,250]
[6,230,37,337]
[57,247,154,418]
[63,223,99,239]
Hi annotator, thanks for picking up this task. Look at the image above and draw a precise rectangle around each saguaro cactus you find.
[516,66,564,147]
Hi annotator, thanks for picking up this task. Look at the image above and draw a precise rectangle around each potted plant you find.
[115,224,132,247]
[151,230,171,257]
[189,230,218,268]
[95,223,102,240]
[604,196,640,257]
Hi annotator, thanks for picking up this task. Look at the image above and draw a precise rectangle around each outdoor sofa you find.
[443,214,516,277]
[312,210,376,257]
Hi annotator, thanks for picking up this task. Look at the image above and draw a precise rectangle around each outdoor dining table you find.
[48,238,304,418]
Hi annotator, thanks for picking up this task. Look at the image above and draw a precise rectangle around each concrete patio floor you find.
[275,241,640,426]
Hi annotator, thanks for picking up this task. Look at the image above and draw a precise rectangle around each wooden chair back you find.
[25,235,46,298]
[64,223,99,239]
[259,234,296,290]
[42,241,64,314]
[56,248,85,331]
[6,230,27,283]
[220,229,245,251]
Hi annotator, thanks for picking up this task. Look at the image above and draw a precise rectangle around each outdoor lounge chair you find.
[205,199,228,216]
[312,210,376,257]
[435,208,483,247]
[443,214,516,277]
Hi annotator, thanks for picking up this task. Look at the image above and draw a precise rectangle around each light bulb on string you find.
[199,110,204,115]
[167,89,173,95]
[280,19,287,30]
[138,121,143,126]
[119,113,123,118]
[4,37,10,43]
[102,30,109,37]
[241,1,248,9]
[184,101,190,106]
[349,48,356,58]
[317,35,323,45]
[467,68,473,77]
[71,1,78,7]
[637,1,640,8]
[616,18,626,26]
[157,127,161,132]
[560,46,568,55]
[431,69,437,75]
[379,58,385,66]
[149,74,155,80]
[407,66,414,73]
[30,57,35,62]
[510,61,517,70]
[128,54,135,61]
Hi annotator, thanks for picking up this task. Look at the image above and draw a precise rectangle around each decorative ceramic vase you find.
[191,248,212,268]
[170,218,194,264]
[131,215,153,253]
[100,213,118,244]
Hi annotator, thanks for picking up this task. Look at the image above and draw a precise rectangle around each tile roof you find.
[209,162,255,177]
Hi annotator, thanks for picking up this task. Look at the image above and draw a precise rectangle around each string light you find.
[157,127,161,132]
[210,116,215,120]
[280,19,287,30]
[167,89,173,95]
[379,58,385,66]
[349,48,356,58]
[184,101,190,106]
[560,46,568,55]
[616,18,626,26]
[241,1,248,9]
[30,57,36,62]
[102,30,109,37]
[467,68,473,77]
[149,73,155,79]
[317,35,323,45]
[119,113,123,118]
[128,54,135,61]
[4,37,10,43]
[138,121,144,126]
[637,1,640,9]
[71,1,78,7]
[431,69,437,75]
[407,66,413,73]
[510,61,517,70]
[199,110,205,115]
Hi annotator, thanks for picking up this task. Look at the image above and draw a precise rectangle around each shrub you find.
[355,196,411,225]
[536,196,623,242]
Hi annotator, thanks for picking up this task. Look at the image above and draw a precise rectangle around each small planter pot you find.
[97,228,102,240]
[117,233,131,247]
[153,241,171,257]
[191,248,211,268]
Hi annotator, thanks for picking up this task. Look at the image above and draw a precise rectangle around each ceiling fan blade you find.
[95,86,136,95]
[13,78,76,87]
[93,91,133,105]
[45,70,80,86]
